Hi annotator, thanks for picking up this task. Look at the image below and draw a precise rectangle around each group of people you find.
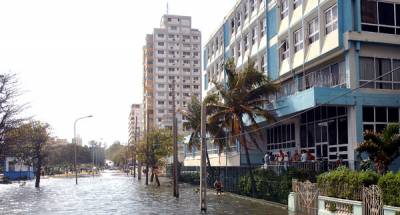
[264,149,316,166]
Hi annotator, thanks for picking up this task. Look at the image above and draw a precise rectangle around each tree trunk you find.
[138,162,142,180]
[150,171,154,182]
[35,156,42,188]
[205,151,214,177]
[155,174,160,187]
[240,127,256,197]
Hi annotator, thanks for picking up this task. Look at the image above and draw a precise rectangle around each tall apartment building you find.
[185,0,400,167]
[128,104,143,146]
[143,15,202,136]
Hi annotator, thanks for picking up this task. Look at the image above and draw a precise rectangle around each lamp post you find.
[74,115,93,185]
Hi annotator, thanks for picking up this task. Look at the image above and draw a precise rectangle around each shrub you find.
[179,172,200,185]
[238,168,316,204]
[317,166,379,200]
[378,171,400,207]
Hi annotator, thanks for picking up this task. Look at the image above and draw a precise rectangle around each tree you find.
[6,121,50,187]
[136,128,173,186]
[357,124,400,174]
[105,141,126,167]
[0,74,26,160]
[205,59,279,196]
[178,97,226,173]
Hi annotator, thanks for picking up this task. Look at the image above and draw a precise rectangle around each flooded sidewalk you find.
[0,170,289,214]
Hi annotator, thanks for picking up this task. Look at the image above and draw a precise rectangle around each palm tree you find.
[357,124,400,174]
[178,97,226,172]
[205,58,280,196]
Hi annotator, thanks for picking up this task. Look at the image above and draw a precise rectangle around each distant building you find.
[129,103,143,146]
[49,137,69,145]
[72,136,82,146]
[3,157,34,180]
[142,14,202,134]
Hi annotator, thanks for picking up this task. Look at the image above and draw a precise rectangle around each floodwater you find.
[0,170,288,214]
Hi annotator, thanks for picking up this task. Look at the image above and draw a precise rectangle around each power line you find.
[205,65,400,141]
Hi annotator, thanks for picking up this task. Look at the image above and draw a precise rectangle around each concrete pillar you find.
[288,192,298,212]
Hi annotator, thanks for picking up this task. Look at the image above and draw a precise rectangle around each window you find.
[158,42,164,46]
[244,2,248,20]
[361,0,400,34]
[236,12,241,27]
[300,106,348,159]
[170,26,177,30]
[294,28,303,52]
[250,0,255,12]
[280,0,289,19]
[252,27,257,45]
[261,54,266,72]
[260,18,265,37]
[157,34,164,38]
[325,5,338,34]
[294,0,302,9]
[193,35,199,40]
[244,34,249,51]
[231,19,235,34]
[363,106,400,133]
[280,38,289,60]
[158,75,164,79]
[237,43,241,57]
[157,50,164,54]
[157,100,164,105]
[266,123,296,151]
[360,57,400,89]
[308,18,319,44]
[157,58,164,63]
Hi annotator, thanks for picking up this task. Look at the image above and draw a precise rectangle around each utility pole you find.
[172,78,179,198]
[133,117,137,178]
[200,101,207,212]
[145,112,149,185]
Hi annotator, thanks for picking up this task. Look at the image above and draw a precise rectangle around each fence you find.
[291,180,396,215]
[263,160,360,176]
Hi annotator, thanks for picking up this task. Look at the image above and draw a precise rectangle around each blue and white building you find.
[184,0,400,167]
[4,157,34,180]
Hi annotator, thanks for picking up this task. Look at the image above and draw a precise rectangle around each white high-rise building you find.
[128,104,143,146]
[143,14,202,135]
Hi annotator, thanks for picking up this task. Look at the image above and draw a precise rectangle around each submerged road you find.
[0,170,289,214]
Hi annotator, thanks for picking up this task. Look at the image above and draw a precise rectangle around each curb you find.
[220,191,288,210]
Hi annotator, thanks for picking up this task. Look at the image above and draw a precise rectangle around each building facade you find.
[185,0,400,167]
[128,104,143,146]
[143,15,202,135]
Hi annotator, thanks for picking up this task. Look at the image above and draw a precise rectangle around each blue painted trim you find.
[4,171,35,180]
[271,87,400,117]
[355,104,363,145]
[354,41,361,88]
[267,44,279,80]
[267,6,277,40]
[355,0,361,32]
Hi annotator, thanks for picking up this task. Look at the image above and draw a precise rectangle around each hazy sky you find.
[0,0,236,146]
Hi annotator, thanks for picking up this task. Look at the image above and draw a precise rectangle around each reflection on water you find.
[0,170,288,215]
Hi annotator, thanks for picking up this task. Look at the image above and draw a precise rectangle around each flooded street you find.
[0,170,288,214]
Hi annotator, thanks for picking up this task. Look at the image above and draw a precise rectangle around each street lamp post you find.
[74,115,93,185]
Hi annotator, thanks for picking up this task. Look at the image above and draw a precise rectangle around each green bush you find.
[317,166,379,200]
[238,168,316,204]
[179,172,200,185]
[378,171,400,207]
